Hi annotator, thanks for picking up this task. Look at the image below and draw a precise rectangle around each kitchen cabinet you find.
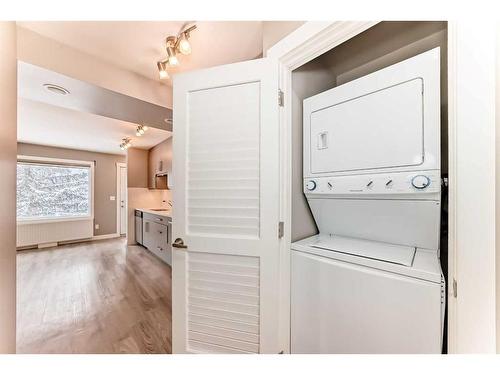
[142,212,172,266]
[148,138,173,189]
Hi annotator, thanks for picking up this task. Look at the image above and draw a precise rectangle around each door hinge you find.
[452,278,457,298]
[278,221,284,238]
[278,89,284,107]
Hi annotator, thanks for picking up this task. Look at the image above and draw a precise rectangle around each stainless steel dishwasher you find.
[134,209,143,245]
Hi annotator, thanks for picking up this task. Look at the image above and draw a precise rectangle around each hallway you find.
[16,238,172,354]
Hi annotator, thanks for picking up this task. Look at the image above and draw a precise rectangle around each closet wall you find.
[291,21,448,242]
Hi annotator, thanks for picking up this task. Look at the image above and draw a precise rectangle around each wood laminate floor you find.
[16,238,172,354]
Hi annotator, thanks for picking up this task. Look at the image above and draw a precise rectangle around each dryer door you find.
[303,47,441,177]
[309,78,424,174]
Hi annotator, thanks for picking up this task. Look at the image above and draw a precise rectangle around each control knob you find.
[306,180,317,191]
[411,175,431,189]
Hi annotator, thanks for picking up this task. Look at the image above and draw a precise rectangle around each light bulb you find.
[178,35,191,55]
[140,128,145,135]
[120,144,125,150]
[159,69,168,79]
[157,61,168,80]
[168,54,179,66]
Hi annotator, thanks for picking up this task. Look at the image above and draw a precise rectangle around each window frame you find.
[16,155,95,225]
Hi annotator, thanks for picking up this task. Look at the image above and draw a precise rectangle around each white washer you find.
[292,48,444,353]
[291,235,445,354]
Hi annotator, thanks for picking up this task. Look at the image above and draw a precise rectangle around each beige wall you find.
[127,148,149,188]
[17,143,126,236]
[262,21,304,55]
[291,61,336,241]
[17,26,172,109]
[0,21,17,353]
[148,137,173,189]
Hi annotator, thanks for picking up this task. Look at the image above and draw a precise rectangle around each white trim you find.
[16,154,95,223]
[267,20,380,354]
[92,233,121,241]
[116,162,127,236]
[17,154,94,167]
[447,20,458,354]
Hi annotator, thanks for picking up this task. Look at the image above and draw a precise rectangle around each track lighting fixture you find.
[119,137,132,150]
[136,124,148,136]
[156,24,196,80]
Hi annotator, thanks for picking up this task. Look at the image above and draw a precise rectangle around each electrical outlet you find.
[95,224,100,230]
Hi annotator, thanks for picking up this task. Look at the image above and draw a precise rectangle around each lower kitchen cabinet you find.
[142,216,172,266]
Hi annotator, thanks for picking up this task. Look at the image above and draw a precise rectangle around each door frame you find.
[116,162,127,236]
[268,21,497,353]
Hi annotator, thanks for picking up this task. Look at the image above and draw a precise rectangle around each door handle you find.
[172,238,188,249]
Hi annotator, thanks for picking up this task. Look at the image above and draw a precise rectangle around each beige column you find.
[0,21,17,353]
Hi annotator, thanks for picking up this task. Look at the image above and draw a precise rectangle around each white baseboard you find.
[92,233,121,241]
[38,242,58,249]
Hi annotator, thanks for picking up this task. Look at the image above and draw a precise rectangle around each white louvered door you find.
[172,58,280,354]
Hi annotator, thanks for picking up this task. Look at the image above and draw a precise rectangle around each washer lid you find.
[311,235,416,267]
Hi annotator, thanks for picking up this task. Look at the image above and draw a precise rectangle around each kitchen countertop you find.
[136,208,172,219]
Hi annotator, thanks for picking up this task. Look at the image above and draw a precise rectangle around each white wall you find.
[16,26,172,108]
[262,21,304,56]
[0,21,17,353]
[451,21,496,353]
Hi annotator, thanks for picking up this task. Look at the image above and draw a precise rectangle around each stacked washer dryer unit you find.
[291,48,445,354]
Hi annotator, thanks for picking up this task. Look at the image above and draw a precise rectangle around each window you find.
[17,161,92,221]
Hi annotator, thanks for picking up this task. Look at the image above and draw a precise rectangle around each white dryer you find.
[291,48,445,353]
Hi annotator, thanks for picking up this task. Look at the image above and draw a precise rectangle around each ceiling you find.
[18,99,171,155]
[17,21,264,84]
[18,61,172,131]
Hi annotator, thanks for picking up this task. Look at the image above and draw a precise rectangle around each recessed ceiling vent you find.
[43,84,70,95]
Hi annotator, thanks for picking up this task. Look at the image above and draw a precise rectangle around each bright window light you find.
[17,162,91,221]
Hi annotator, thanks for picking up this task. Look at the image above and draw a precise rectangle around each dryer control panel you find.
[304,170,440,197]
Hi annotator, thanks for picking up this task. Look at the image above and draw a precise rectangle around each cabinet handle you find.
[158,231,163,234]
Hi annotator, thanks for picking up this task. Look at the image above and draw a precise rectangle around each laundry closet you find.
[288,21,448,354]
[170,20,462,354]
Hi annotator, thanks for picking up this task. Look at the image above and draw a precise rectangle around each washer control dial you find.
[411,175,431,189]
[306,180,317,191]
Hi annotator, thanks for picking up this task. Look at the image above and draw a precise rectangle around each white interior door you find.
[119,165,127,235]
[172,58,281,354]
